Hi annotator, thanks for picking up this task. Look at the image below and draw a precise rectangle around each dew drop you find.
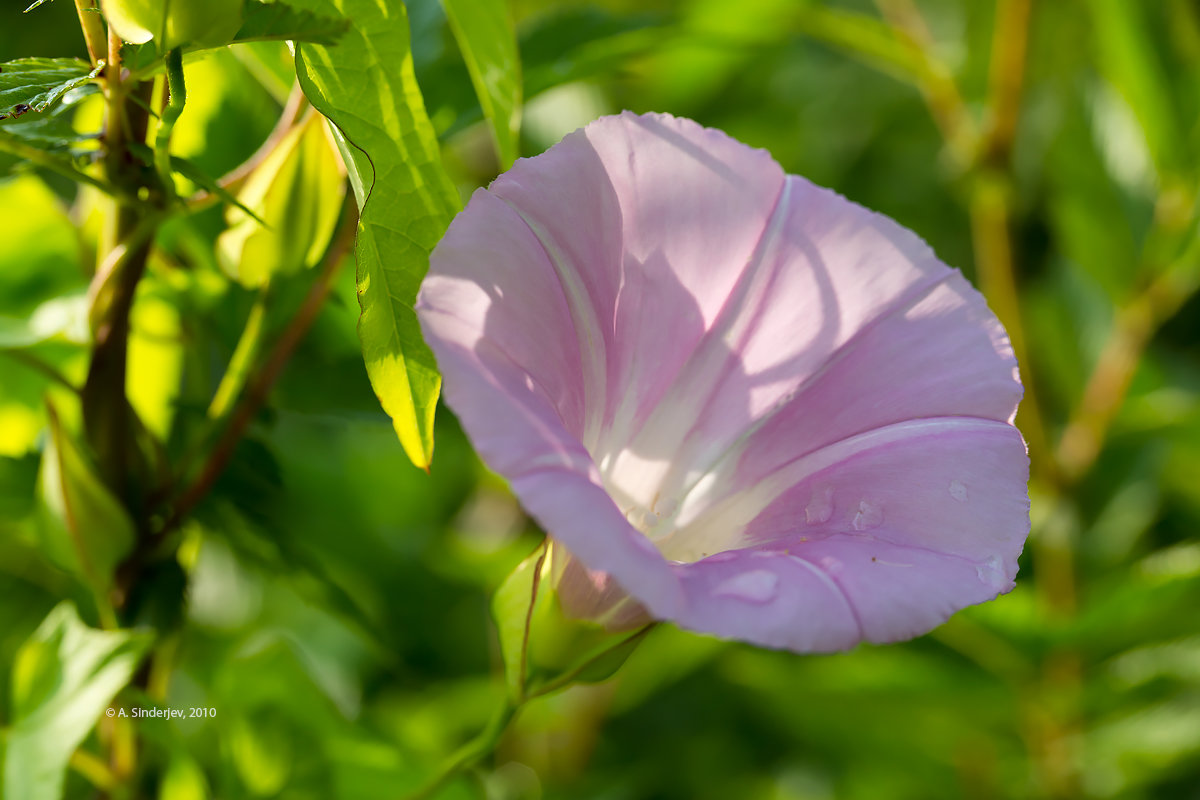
[804,486,834,525]
[818,556,843,575]
[949,480,968,503]
[975,555,1006,589]
[713,570,779,604]
[851,499,882,531]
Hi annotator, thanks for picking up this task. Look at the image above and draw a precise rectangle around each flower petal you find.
[419,112,1030,654]
[489,111,786,460]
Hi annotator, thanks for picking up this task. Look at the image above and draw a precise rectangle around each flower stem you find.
[207,285,272,421]
[73,0,107,67]
[159,201,357,536]
[404,701,518,800]
[154,49,186,199]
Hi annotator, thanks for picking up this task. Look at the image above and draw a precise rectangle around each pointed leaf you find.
[4,603,151,800]
[293,0,461,469]
[440,0,522,167]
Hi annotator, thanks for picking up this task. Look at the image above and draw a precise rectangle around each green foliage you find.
[234,0,351,45]
[218,112,346,286]
[35,406,137,598]
[0,1,1199,798]
[293,0,460,469]
[99,0,244,51]
[0,58,101,120]
[3,603,151,800]
[441,0,522,167]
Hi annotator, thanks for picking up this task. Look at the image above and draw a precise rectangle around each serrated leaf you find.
[4,603,151,800]
[440,0,522,167]
[36,404,137,594]
[0,58,102,120]
[235,0,351,45]
[293,0,461,469]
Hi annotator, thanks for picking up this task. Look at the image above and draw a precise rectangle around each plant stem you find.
[405,701,518,800]
[207,286,272,421]
[0,133,119,197]
[70,747,118,793]
[0,349,80,393]
[1055,242,1200,482]
[83,31,158,507]
[73,0,107,67]
[160,203,358,535]
[187,81,309,211]
[155,49,185,199]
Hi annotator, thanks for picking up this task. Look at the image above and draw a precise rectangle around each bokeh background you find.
[2,0,1199,798]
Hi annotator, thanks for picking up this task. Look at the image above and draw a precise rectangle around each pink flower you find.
[417,112,1029,652]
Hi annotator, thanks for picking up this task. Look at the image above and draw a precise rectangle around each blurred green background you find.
[2,0,1200,798]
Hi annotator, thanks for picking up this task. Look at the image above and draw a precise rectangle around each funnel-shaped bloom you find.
[418,112,1029,652]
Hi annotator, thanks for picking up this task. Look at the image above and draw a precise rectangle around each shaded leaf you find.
[0,295,88,349]
[36,405,137,594]
[1088,0,1188,177]
[440,0,522,167]
[235,0,351,45]
[4,603,151,800]
[293,0,460,469]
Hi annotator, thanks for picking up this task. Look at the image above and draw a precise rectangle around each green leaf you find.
[159,751,210,800]
[0,58,102,120]
[519,8,668,99]
[492,547,541,702]
[36,404,137,595]
[0,295,89,350]
[293,0,461,469]
[4,603,151,800]
[493,545,650,702]
[217,112,347,286]
[1088,0,1188,178]
[234,0,351,45]
[169,155,266,224]
[440,0,522,167]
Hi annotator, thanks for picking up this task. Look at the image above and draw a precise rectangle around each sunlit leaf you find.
[293,0,460,469]
[0,58,101,120]
[0,295,88,349]
[440,0,522,167]
[4,603,151,800]
[217,111,346,286]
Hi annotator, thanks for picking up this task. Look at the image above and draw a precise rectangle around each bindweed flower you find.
[418,112,1029,653]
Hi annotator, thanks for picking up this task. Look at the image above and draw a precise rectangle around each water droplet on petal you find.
[975,555,1006,589]
[949,480,968,503]
[851,499,882,531]
[804,486,834,525]
[818,556,843,575]
[713,569,779,604]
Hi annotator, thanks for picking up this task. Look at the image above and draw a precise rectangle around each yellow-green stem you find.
[208,286,272,420]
